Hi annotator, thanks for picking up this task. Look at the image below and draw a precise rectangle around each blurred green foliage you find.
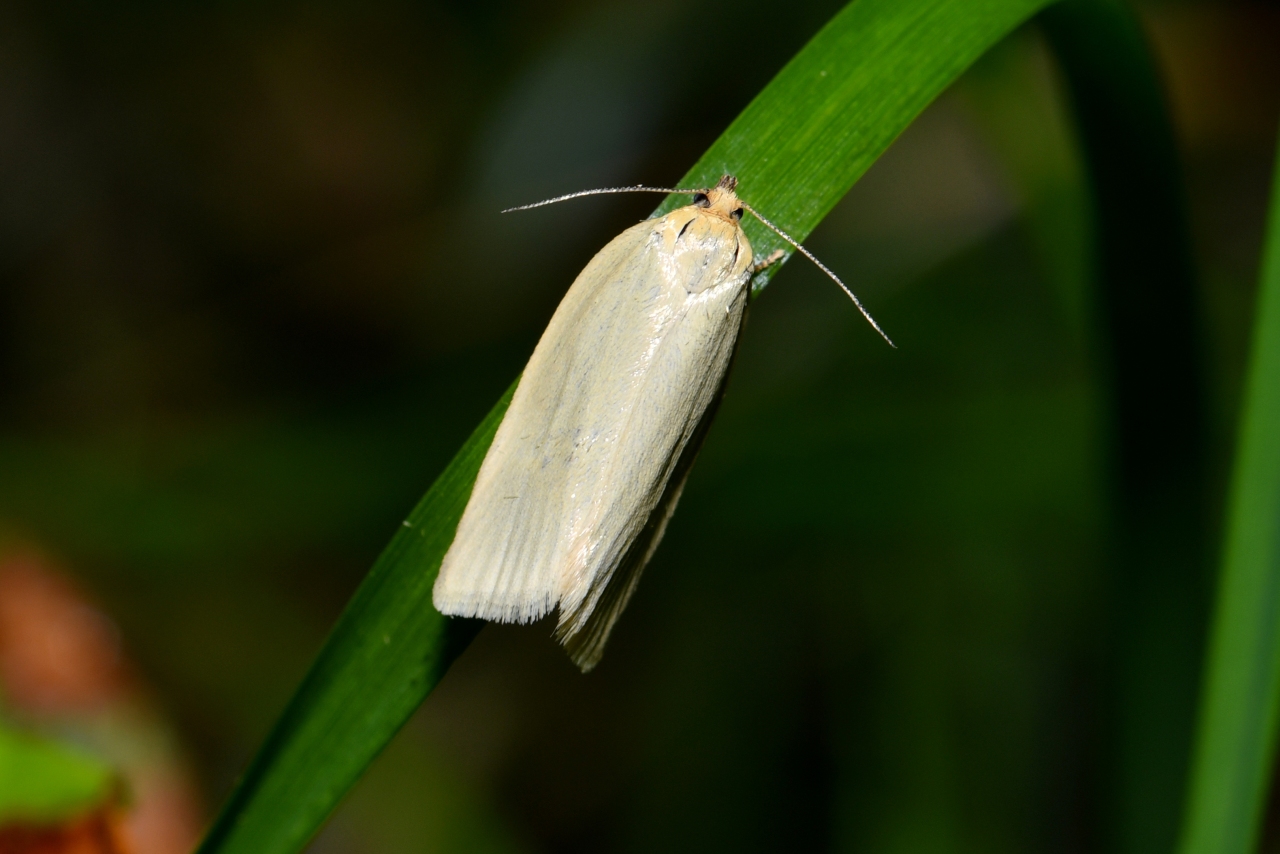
[0,0,1276,852]
[0,721,114,823]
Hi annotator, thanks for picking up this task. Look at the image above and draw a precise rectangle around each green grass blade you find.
[195,383,511,854]
[660,0,1050,280]
[1178,129,1280,854]
[196,3,1056,853]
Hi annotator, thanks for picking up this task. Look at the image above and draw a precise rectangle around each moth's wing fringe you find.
[435,592,556,625]
[555,302,749,672]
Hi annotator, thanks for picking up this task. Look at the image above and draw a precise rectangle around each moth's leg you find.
[752,249,785,274]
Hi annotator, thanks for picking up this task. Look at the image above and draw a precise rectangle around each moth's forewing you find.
[435,191,754,670]
[556,294,750,670]
[433,221,657,624]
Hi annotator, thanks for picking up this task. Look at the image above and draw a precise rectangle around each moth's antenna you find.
[741,202,895,348]
[502,186,703,213]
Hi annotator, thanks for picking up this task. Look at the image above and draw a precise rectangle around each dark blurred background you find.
[0,0,1278,851]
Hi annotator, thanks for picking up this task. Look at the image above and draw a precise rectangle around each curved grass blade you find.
[196,3,1063,853]
[194,383,512,854]
[1177,129,1280,854]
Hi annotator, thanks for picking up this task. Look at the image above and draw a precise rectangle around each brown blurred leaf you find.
[0,807,128,854]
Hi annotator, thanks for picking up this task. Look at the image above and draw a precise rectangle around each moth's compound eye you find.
[731,208,743,221]
[693,193,710,208]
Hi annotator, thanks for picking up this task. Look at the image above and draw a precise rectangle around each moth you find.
[433,175,890,670]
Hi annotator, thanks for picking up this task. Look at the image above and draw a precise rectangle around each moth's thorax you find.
[656,198,753,294]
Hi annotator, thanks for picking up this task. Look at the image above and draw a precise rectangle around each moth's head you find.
[693,174,745,223]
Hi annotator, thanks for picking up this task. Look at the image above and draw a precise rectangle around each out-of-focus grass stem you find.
[1041,2,1210,852]
[1178,126,1280,854]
